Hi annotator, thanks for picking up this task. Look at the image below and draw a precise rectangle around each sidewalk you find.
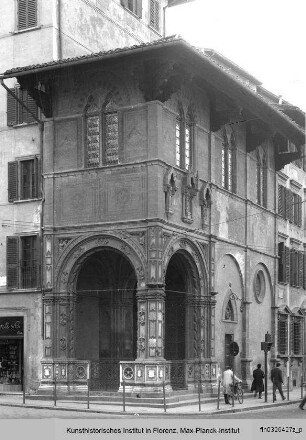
[0,388,304,416]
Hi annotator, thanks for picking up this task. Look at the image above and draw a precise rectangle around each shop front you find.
[0,316,24,391]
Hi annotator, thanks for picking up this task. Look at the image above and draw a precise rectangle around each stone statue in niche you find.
[163,167,178,217]
[199,183,212,230]
[182,171,198,223]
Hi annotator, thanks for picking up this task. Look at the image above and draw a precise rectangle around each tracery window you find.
[176,105,193,171]
[221,127,236,192]
[256,147,267,207]
[85,96,119,168]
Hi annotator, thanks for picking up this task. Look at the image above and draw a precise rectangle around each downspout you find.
[57,0,63,60]
[1,79,45,339]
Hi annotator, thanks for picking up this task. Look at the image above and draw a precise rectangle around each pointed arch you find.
[84,93,119,167]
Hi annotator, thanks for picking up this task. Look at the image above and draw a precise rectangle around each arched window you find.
[103,97,119,165]
[85,95,119,168]
[256,147,267,207]
[221,127,236,192]
[176,104,194,171]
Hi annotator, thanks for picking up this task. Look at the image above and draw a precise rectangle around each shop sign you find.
[0,317,24,336]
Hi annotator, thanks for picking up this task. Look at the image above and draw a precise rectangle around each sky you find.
[166,0,306,112]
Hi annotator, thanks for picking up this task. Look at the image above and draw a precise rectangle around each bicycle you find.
[228,381,244,404]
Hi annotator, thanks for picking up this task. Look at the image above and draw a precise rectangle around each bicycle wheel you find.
[237,388,243,404]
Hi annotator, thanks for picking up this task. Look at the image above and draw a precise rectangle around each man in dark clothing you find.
[270,362,285,402]
[251,364,265,398]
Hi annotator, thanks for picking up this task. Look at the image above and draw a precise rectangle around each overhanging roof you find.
[1,36,305,146]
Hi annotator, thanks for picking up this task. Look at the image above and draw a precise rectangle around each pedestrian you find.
[270,362,285,402]
[222,366,242,404]
[298,394,306,410]
[251,363,265,399]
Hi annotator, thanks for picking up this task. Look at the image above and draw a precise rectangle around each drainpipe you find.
[56,0,63,60]
[1,79,45,337]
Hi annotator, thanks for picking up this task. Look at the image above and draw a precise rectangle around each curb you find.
[0,398,301,416]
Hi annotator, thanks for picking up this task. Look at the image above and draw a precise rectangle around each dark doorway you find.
[165,252,191,389]
[76,249,137,391]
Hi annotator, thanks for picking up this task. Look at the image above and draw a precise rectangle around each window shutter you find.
[278,185,283,217]
[34,235,40,288]
[33,156,40,198]
[7,89,17,126]
[298,195,302,227]
[27,0,37,28]
[136,0,142,17]
[298,251,303,287]
[289,191,294,223]
[8,161,19,202]
[278,242,284,283]
[18,0,28,30]
[6,237,19,289]
[303,251,306,290]
[285,246,290,284]
[289,248,294,286]
[25,91,38,123]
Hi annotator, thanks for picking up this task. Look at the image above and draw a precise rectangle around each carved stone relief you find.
[182,172,199,223]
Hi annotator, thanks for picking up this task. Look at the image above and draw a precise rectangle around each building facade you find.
[0,0,168,393]
[2,34,305,396]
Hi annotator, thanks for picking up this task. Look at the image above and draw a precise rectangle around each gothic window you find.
[85,96,119,168]
[221,127,236,192]
[256,147,267,207]
[176,105,193,171]
[104,99,119,165]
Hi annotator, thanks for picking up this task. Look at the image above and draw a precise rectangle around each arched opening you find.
[164,251,200,389]
[75,249,137,391]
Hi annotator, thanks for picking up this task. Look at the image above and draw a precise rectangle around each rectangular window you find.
[150,0,160,31]
[17,0,37,30]
[7,88,38,126]
[6,235,39,289]
[8,157,40,202]
[278,314,288,355]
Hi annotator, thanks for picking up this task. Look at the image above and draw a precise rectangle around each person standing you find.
[270,362,285,402]
[222,366,241,404]
[251,364,265,399]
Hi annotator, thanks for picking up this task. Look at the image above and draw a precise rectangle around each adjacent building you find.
[0,0,168,393]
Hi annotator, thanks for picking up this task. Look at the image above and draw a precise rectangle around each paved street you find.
[209,404,306,419]
[0,405,131,419]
